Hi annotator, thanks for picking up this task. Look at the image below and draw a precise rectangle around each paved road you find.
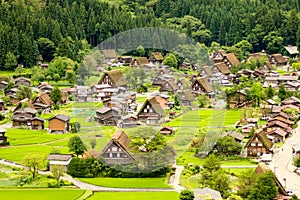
[272,122,300,197]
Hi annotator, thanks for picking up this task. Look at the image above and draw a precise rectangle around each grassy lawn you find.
[89,192,179,200]
[0,70,16,77]
[79,177,171,188]
[0,189,85,200]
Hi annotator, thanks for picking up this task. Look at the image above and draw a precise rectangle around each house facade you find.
[137,96,165,124]
[100,130,134,165]
[98,70,126,88]
[48,115,71,133]
[245,131,273,157]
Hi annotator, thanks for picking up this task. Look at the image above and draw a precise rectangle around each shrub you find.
[294,156,300,167]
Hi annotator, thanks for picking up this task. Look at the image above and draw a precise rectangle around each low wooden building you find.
[31,117,45,130]
[94,106,121,126]
[0,128,8,146]
[48,114,71,134]
[100,130,135,165]
[269,54,288,66]
[149,52,164,64]
[137,96,165,124]
[100,49,117,61]
[220,131,244,143]
[266,128,288,143]
[0,80,8,90]
[47,154,73,173]
[160,126,174,135]
[14,77,31,87]
[245,131,273,157]
[13,108,37,127]
[159,79,178,94]
[191,77,214,97]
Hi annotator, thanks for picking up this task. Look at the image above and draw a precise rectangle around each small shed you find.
[160,126,174,135]
[47,154,73,173]
[0,128,8,146]
[31,117,45,130]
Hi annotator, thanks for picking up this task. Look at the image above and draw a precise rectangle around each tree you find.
[174,93,181,107]
[65,70,76,84]
[23,153,45,179]
[250,82,263,106]
[216,136,242,156]
[51,164,64,185]
[4,52,17,70]
[68,136,86,156]
[130,127,166,152]
[263,31,283,54]
[248,171,278,200]
[16,86,32,100]
[37,37,56,62]
[179,189,194,200]
[197,94,211,108]
[237,169,258,198]
[136,45,145,56]
[234,40,253,58]
[293,156,300,167]
[278,84,287,101]
[90,138,97,149]
[200,154,230,196]
[266,85,275,99]
[163,53,178,69]
[50,85,62,105]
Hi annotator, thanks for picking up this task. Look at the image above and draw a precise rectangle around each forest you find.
[0,0,299,69]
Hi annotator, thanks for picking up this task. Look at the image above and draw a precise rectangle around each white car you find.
[286,189,293,196]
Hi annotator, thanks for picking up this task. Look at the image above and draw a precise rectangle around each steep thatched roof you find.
[149,52,164,61]
[138,96,165,116]
[224,53,239,65]
[33,93,53,106]
[270,54,287,64]
[101,49,117,59]
[196,77,214,93]
[214,62,230,74]
[100,70,126,87]
[246,130,273,150]
[111,129,131,150]
[134,57,149,66]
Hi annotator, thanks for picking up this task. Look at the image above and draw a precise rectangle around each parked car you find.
[286,189,293,196]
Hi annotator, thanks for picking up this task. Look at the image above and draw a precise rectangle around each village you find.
[1,44,300,200]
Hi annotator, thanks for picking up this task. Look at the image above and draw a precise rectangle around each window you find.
[112,147,117,151]
[144,109,147,113]
[258,143,263,147]
[251,143,256,146]
[149,108,153,113]
[112,153,117,158]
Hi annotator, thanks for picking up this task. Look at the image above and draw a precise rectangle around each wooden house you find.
[100,130,135,165]
[131,57,150,67]
[220,131,244,143]
[32,93,52,112]
[245,131,273,157]
[118,115,140,128]
[265,120,292,134]
[212,62,230,75]
[235,118,258,129]
[160,126,174,135]
[176,91,195,106]
[159,79,178,94]
[48,114,71,133]
[149,52,164,64]
[47,154,73,173]
[14,77,31,87]
[98,70,126,88]
[222,53,239,69]
[13,108,37,127]
[284,45,299,58]
[0,100,5,112]
[0,128,8,146]
[227,90,248,108]
[75,86,89,102]
[281,96,300,107]
[212,50,226,63]
[199,66,214,77]
[31,117,45,130]
[266,128,288,143]
[5,88,19,104]
[137,96,165,124]
[101,49,117,61]
[269,54,288,66]
[0,80,8,90]
[191,77,214,97]
[118,56,132,64]
[260,61,273,72]
[176,78,190,90]
[94,106,121,126]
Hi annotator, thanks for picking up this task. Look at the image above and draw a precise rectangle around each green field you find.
[0,189,85,200]
[79,177,171,188]
[89,192,179,200]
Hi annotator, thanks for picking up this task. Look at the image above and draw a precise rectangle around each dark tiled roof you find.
[49,114,70,122]
[47,154,73,161]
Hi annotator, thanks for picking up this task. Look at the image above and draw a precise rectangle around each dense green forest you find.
[0,0,299,70]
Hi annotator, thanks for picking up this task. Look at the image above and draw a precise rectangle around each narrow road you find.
[170,165,185,192]
[271,122,300,197]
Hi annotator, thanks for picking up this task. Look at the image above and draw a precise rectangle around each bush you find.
[294,156,300,167]
[48,179,60,188]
